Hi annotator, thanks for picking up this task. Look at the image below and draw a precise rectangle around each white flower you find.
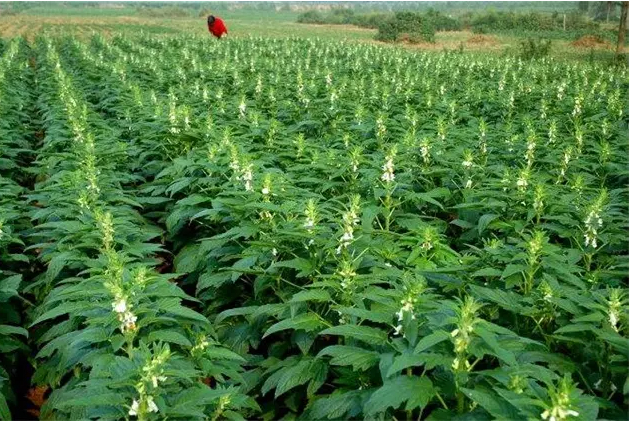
[609,310,619,330]
[112,298,127,313]
[261,187,270,195]
[129,399,139,416]
[272,248,278,257]
[341,231,353,243]
[304,218,315,230]
[151,375,167,388]
[393,324,403,335]
[381,158,395,183]
[381,171,395,182]
[147,396,159,413]
[462,160,472,168]
[465,179,473,189]
[120,311,138,333]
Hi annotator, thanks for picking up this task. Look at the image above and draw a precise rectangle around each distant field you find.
[0,7,623,62]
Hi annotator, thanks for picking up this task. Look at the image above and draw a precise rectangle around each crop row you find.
[24,38,255,420]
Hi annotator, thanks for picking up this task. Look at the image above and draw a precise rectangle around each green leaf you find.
[289,290,330,303]
[0,325,28,337]
[386,353,450,377]
[502,264,526,279]
[319,325,388,345]
[274,258,314,277]
[147,330,192,347]
[205,347,246,362]
[58,392,126,407]
[307,391,364,420]
[460,386,520,419]
[174,244,201,273]
[414,330,450,353]
[474,326,516,366]
[317,345,380,371]
[470,285,527,314]
[275,359,317,397]
[364,376,434,415]
[554,323,594,334]
[31,302,91,326]
[0,393,10,421]
[263,313,324,338]
[45,253,69,284]
[471,268,503,278]
[478,214,499,234]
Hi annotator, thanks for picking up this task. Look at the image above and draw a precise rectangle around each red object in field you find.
[208,17,228,39]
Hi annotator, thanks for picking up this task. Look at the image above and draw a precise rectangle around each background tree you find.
[617,1,628,58]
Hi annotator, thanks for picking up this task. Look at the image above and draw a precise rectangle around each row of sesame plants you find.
[0,33,627,420]
[0,38,34,420]
[21,38,255,420]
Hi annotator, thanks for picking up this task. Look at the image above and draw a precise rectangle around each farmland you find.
[0,5,628,421]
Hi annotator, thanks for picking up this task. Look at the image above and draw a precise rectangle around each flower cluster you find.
[607,289,624,332]
[533,184,545,214]
[540,377,580,421]
[516,168,530,192]
[337,256,357,292]
[303,198,318,233]
[112,295,138,334]
[419,137,431,165]
[375,114,386,139]
[381,149,396,184]
[393,277,426,336]
[583,191,606,249]
[548,119,557,144]
[238,96,247,118]
[527,230,546,266]
[129,346,170,418]
[419,226,439,251]
[462,150,473,169]
[450,296,482,373]
[261,173,272,196]
[336,196,360,254]
[238,163,254,192]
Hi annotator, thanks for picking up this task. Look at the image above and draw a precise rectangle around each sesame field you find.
[0,14,628,421]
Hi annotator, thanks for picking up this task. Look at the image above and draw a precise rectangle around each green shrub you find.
[375,11,435,44]
[519,37,552,60]
[296,10,326,25]
[136,6,191,18]
[471,11,599,34]
[424,8,461,31]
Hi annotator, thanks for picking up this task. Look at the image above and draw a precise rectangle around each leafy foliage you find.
[0,32,627,421]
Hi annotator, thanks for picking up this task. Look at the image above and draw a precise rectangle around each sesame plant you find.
[0,32,627,421]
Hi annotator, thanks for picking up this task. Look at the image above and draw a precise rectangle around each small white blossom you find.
[129,399,139,416]
[112,297,127,314]
[147,396,159,413]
